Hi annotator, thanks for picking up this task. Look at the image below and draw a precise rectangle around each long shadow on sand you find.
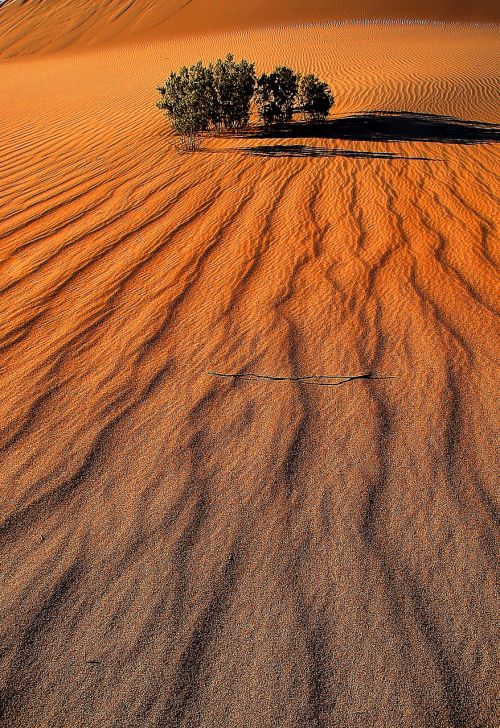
[245,112,500,145]
[241,145,438,160]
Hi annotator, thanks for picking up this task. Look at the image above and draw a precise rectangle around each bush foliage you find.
[255,66,299,127]
[156,61,213,151]
[157,55,334,150]
[297,73,334,121]
[209,54,256,132]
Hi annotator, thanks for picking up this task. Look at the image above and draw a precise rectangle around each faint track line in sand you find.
[208,371,396,386]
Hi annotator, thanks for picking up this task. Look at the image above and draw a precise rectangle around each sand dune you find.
[0,0,499,58]
[0,9,499,728]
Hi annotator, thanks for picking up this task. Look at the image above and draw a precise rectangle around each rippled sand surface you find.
[0,0,498,57]
[0,14,499,728]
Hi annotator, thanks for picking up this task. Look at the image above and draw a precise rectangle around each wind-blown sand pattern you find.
[0,0,499,58]
[0,6,499,728]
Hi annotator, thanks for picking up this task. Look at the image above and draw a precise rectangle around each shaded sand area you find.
[0,12,499,728]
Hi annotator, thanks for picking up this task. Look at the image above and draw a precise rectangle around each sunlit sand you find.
[0,2,498,726]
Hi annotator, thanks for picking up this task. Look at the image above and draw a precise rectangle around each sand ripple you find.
[0,19,498,728]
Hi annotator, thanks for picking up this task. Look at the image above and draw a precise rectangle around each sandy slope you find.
[0,15,499,728]
[0,0,499,57]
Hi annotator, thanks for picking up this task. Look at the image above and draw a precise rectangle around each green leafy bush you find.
[297,73,334,121]
[157,56,334,150]
[209,54,256,132]
[255,66,299,127]
[157,61,214,151]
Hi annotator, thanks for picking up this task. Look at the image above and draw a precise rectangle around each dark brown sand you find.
[0,7,499,728]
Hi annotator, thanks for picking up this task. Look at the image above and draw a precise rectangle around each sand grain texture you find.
[0,7,499,728]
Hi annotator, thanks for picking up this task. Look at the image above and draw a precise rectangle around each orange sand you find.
[0,6,499,728]
[0,0,499,57]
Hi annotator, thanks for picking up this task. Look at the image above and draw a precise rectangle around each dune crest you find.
[0,0,499,57]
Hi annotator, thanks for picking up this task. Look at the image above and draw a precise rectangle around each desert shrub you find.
[157,57,335,149]
[209,54,256,132]
[157,61,215,151]
[255,66,299,127]
[297,73,334,121]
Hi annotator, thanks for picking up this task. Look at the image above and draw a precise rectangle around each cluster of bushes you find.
[157,54,334,151]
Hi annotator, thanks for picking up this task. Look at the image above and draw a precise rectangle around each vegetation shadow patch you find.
[241,145,439,160]
[245,112,500,145]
